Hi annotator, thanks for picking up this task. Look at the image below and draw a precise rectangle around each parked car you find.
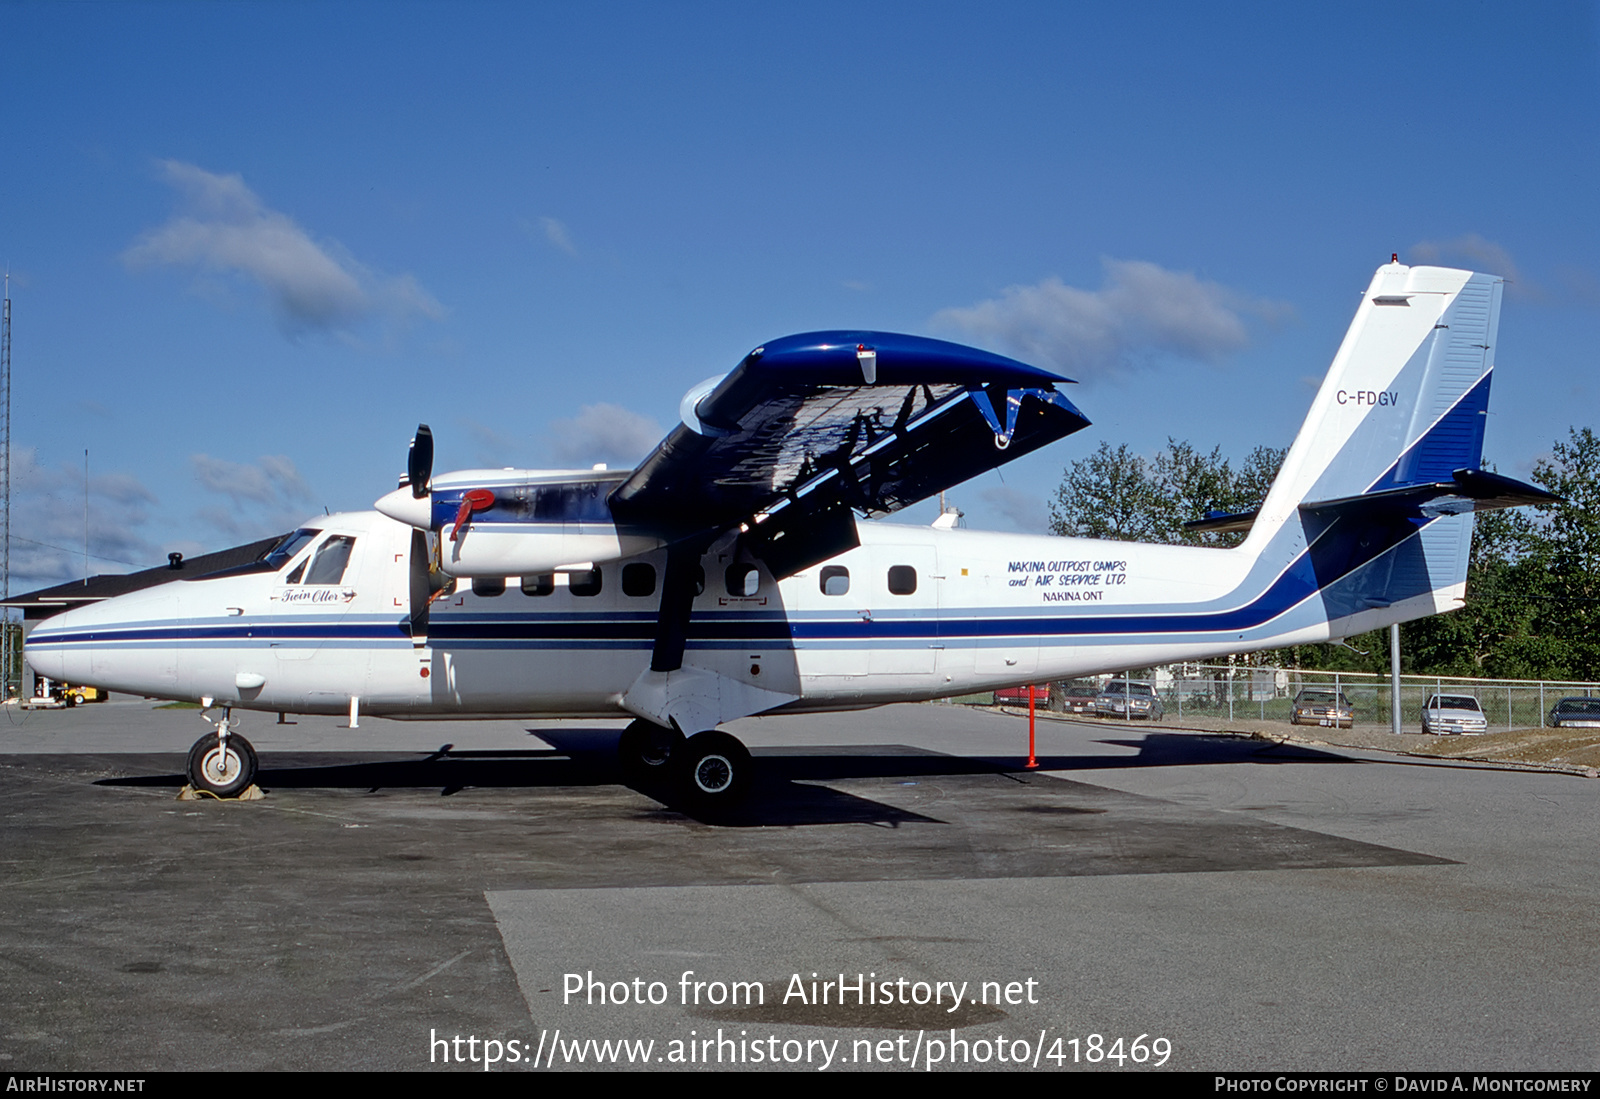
[993,684,1049,705]
[1062,685,1100,715]
[1095,680,1164,720]
[1290,688,1354,728]
[1547,697,1600,728]
[1421,694,1488,735]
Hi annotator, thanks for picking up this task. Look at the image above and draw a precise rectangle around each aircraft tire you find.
[617,719,682,782]
[186,733,258,798]
[675,731,752,808]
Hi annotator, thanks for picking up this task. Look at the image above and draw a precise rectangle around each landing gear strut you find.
[186,707,258,797]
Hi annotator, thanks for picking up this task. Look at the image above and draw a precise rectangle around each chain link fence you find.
[1003,665,1600,733]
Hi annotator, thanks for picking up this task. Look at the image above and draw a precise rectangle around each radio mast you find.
[2,274,13,700]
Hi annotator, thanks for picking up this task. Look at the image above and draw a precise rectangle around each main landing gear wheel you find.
[186,732,258,797]
[675,730,752,809]
[617,719,683,782]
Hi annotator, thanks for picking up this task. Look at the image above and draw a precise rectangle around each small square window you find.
[820,565,850,596]
[521,574,554,597]
[569,568,603,597]
[887,565,917,595]
[622,563,657,598]
[472,577,506,597]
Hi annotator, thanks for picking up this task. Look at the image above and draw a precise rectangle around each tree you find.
[1047,442,1168,542]
[1046,427,1600,680]
[1049,438,1286,548]
[1524,427,1600,679]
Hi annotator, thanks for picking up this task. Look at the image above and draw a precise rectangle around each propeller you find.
[407,424,434,499]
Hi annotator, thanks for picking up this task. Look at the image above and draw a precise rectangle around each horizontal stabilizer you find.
[1302,468,1560,519]
[1183,508,1259,534]
[1188,468,1556,536]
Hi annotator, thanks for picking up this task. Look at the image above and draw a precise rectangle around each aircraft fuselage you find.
[25,505,1452,721]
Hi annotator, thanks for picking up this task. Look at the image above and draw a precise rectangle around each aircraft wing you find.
[608,331,1090,569]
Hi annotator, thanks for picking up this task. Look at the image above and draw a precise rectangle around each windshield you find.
[1429,696,1482,711]
[1555,698,1600,714]
[264,528,321,570]
[1103,682,1153,697]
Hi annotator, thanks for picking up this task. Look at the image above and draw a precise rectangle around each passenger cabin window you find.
[820,566,850,596]
[887,565,917,596]
[726,564,759,597]
[622,563,657,598]
[569,567,602,597]
[472,577,506,598]
[303,536,356,585]
[521,574,554,597]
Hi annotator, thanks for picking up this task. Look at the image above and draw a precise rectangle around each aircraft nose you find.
[25,607,90,685]
[23,585,182,695]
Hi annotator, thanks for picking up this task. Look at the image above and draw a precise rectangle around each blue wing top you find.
[609,331,1090,547]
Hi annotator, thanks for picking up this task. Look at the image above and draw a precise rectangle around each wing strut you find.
[650,539,709,673]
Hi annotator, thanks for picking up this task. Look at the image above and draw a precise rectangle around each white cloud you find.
[1408,235,1521,283]
[933,258,1288,382]
[980,484,1049,534]
[190,453,315,538]
[457,418,529,469]
[540,216,578,257]
[124,161,444,336]
[8,447,160,584]
[548,404,663,469]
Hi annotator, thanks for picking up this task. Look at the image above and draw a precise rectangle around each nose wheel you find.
[186,707,259,797]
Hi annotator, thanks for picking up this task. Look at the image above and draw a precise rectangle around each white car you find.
[1421,694,1488,735]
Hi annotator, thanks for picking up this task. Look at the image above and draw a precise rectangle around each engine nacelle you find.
[375,468,666,578]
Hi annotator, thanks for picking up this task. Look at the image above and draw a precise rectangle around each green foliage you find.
[1402,429,1600,680]
[1048,426,1600,681]
[1049,439,1286,548]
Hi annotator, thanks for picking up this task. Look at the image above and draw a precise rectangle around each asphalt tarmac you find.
[1,699,1596,1072]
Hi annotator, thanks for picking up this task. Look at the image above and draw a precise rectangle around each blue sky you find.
[3,1,1596,584]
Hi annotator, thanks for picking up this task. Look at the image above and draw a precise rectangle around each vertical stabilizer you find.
[1251,263,1502,536]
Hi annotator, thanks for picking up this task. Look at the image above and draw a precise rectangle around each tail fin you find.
[1236,262,1554,638]
[1257,262,1503,524]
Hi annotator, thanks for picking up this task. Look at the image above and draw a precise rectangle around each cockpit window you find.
[265,528,321,571]
[303,536,357,585]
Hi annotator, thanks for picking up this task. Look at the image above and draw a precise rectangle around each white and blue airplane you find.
[23,261,1555,806]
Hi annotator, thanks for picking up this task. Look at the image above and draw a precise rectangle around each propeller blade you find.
[408,424,434,499]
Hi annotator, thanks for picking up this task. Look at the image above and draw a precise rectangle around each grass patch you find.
[153,701,203,710]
